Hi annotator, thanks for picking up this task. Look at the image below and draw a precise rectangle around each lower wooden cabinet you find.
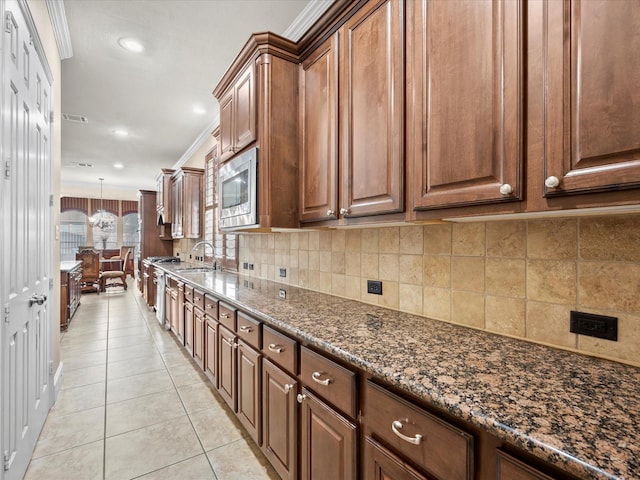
[237,339,262,445]
[205,317,218,387]
[184,301,194,355]
[299,388,357,480]
[364,436,428,480]
[218,324,237,410]
[193,306,205,369]
[262,359,298,480]
[496,450,555,480]
[60,262,82,330]
[365,380,473,480]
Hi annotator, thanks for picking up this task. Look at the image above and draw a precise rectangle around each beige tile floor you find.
[25,280,279,480]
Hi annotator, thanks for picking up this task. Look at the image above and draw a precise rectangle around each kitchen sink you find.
[173,267,216,273]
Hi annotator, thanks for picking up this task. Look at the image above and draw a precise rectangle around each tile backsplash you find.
[238,215,640,366]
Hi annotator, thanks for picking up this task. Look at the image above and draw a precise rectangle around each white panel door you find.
[1,1,53,479]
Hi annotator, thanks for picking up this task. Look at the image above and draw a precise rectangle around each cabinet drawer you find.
[204,294,218,319]
[237,312,261,349]
[219,302,237,331]
[496,450,555,480]
[365,380,473,480]
[300,346,357,418]
[193,288,205,310]
[262,325,297,375]
[184,284,194,303]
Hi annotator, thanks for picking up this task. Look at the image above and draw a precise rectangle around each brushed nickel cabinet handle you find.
[222,337,237,349]
[297,393,306,404]
[391,420,422,445]
[220,313,230,318]
[284,384,294,393]
[311,371,332,386]
[268,343,284,353]
[326,209,335,217]
[340,207,350,215]
[239,325,253,333]
[499,184,513,195]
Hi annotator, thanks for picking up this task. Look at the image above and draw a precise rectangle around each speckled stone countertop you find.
[157,264,640,480]
[60,260,82,272]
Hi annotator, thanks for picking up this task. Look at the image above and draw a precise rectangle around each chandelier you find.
[89,178,116,232]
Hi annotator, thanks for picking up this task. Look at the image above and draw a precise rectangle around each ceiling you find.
[60,0,324,197]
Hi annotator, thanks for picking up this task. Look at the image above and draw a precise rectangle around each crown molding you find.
[283,0,335,41]
[45,0,73,59]
[172,114,219,171]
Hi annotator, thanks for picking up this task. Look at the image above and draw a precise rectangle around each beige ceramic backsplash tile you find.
[237,215,640,366]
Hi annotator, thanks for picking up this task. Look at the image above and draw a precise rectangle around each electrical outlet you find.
[248,263,254,270]
[279,267,287,278]
[243,262,248,270]
[279,288,286,299]
[570,311,618,341]
[367,280,383,295]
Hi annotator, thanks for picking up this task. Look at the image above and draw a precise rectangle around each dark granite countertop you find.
[156,263,640,480]
[60,260,82,272]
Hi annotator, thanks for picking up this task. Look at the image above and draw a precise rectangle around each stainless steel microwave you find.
[219,147,257,229]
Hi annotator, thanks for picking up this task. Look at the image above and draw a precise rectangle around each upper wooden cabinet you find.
[299,34,339,223]
[539,0,640,199]
[408,0,523,212]
[299,0,404,224]
[213,33,300,230]
[219,63,256,163]
[340,0,404,218]
[171,167,204,239]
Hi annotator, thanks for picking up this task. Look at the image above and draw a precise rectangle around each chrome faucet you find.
[192,240,217,269]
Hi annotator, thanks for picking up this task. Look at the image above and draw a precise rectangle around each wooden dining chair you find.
[99,249,131,292]
[76,249,101,293]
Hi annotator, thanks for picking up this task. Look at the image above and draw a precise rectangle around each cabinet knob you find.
[326,209,335,217]
[499,184,513,195]
[284,384,294,393]
[296,393,307,404]
[339,207,350,216]
[545,176,560,188]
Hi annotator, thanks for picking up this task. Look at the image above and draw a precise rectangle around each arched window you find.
[60,210,87,261]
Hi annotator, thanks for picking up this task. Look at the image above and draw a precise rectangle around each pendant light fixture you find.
[89,178,116,232]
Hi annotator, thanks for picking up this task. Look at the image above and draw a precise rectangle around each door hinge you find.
[5,160,10,179]
[49,277,54,289]
[49,360,54,376]
[4,450,10,471]
[50,194,54,206]
[4,304,9,323]
[5,12,14,34]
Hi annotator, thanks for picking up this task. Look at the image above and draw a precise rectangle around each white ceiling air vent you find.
[62,113,89,123]
[63,162,93,168]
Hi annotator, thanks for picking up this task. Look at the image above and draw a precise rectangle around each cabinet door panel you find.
[300,34,339,222]
[218,324,237,411]
[184,302,194,355]
[410,0,523,209]
[237,340,262,445]
[193,307,205,369]
[364,437,429,480]
[262,359,297,480]
[340,0,404,217]
[544,0,640,195]
[300,388,357,480]
[234,64,256,152]
[219,92,235,161]
[205,318,218,387]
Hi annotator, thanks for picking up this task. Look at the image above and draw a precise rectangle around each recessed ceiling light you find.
[193,106,206,115]
[113,129,129,137]
[118,37,145,53]
[113,162,124,169]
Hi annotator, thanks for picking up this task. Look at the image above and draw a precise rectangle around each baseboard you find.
[53,361,64,403]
